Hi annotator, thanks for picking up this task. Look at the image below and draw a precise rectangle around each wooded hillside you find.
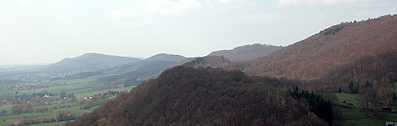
[65,66,332,126]
[182,56,230,67]
[208,44,283,61]
[222,14,397,91]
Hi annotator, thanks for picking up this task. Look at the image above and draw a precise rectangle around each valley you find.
[0,72,135,126]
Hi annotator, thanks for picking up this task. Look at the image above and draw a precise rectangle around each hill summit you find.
[222,14,397,89]
[44,53,141,72]
[209,44,283,61]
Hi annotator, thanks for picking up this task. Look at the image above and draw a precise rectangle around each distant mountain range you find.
[167,44,281,69]
[40,43,282,75]
[43,42,284,87]
[52,53,187,88]
[112,53,186,73]
[43,53,142,72]
[98,53,186,81]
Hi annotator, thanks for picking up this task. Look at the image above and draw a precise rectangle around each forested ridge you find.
[222,14,397,92]
[208,43,283,61]
[65,66,333,126]
[182,56,230,67]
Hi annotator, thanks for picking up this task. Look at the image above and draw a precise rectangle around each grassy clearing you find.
[335,93,361,107]
[0,76,101,100]
[27,120,69,126]
[338,107,397,125]
[0,101,102,126]
[75,86,134,98]
[0,74,135,99]
[334,93,397,126]
[0,121,6,126]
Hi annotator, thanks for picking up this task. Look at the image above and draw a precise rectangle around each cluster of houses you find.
[1,85,48,91]
[1,93,55,105]
[1,90,121,105]
[43,94,52,98]
[1,99,7,104]
[83,96,93,100]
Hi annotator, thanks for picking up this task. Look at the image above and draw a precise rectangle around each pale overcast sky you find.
[0,0,396,65]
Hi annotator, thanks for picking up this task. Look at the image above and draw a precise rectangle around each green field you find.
[27,120,69,126]
[335,93,361,107]
[334,93,397,126]
[0,74,136,126]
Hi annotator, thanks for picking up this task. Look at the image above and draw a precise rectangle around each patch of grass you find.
[0,104,13,111]
[0,73,137,125]
[0,102,101,125]
[383,112,397,122]
[0,75,134,100]
[0,120,7,126]
[339,107,383,126]
[334,93,397,125]
[0,86,134,125]
[76,86,134,98]
[27,120,70,126]
[335,93,361,107]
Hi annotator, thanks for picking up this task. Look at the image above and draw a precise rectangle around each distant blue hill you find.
[44,53,142,72]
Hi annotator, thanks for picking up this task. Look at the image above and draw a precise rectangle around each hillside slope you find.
[57,53,186,87]
[182,56,230,67]
[102,53,186,75]
[44,53,141,72]
[209,44,283,61]
[223,14,397,87]
[65,66,330,126]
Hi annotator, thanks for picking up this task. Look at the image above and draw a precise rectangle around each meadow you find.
[0,74,136,126]
[335,93,397,126]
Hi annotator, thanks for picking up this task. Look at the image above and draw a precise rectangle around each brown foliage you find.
[221,14,397,92]
[66,66,329,126]
[208,44,283,61]
[182,55,231,67]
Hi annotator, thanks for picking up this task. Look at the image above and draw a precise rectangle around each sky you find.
[0,0,396,65]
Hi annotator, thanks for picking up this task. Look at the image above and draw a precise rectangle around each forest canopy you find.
[66,66,332,126]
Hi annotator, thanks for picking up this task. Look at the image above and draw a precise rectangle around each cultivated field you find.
[0,73,136,126]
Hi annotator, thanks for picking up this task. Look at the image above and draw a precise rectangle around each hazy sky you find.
[0,0,396,65]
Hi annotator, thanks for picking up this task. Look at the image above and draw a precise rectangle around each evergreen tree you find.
[353,82,360,94]
[363,81,371,88]
[348,81,354,93]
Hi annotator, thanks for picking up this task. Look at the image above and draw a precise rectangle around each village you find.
[1,90,120,105]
